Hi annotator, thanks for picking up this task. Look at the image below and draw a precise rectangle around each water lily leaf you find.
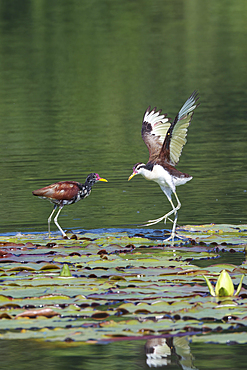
[7,266,36,272]
[40,264,61,270]
[91,312,110,320]
[0,313,13,319]
[0,227,245,343]
[16,308,60,318]
[191,332,247,344]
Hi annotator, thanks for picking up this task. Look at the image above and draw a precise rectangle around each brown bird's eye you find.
[32,173,108,238]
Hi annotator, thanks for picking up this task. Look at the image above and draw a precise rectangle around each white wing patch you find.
[143,108,171,145]
[142,91,199,165]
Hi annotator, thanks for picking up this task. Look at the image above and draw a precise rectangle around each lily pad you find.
[0,226,245,343]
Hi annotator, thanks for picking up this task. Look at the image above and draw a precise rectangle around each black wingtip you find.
[190,90,200,104]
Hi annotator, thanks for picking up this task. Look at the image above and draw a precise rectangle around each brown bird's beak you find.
[128,172,137,181]
[98,177,108,182]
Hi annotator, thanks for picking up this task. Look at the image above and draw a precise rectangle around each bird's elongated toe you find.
[128,92,199,244]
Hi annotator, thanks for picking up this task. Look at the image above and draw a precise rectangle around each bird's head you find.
[86,173,108,185]
[128,163,146,181]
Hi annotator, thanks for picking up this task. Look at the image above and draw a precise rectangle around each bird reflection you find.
[145,337,198,369]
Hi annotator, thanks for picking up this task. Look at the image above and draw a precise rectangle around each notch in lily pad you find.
[60,264,72,277]
[203,269,244,297]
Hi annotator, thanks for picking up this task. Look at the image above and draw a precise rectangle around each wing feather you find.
[141,106,171,162]
[33,181,81,201]
[161,91,199,166]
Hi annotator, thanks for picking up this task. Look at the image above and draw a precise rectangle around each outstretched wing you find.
[141,107,171,162]
[160,91,199,166]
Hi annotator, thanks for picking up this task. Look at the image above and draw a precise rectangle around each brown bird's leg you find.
[48,205,57,238]
[53,206,66,237]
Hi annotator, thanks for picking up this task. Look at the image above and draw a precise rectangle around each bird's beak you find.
[98,177,108,182]
[128,172,137,181]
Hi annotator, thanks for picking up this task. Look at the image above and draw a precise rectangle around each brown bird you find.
[32,173,108,237]
[128,91,199,242]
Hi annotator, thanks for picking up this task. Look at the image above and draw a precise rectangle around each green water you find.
[0,0,246,234]
[0,2,247,366]
[0,339,246,370]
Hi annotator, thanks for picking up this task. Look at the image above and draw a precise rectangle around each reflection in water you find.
[0,338,246,370]
[145,338,172,367]
[145,337,198,369]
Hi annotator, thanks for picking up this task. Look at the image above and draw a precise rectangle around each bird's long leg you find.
[141,195,178,227]
[142,191,181,240]
[48,205,57,238]
[164,192,181,242]
[53,206,67,237]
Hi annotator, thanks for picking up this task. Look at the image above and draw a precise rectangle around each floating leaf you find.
[0,227,245,343]
[16,308,60,318]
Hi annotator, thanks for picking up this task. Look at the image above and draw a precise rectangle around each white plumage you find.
[128,91,199,243]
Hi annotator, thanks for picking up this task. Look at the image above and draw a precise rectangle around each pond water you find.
[0,0,247,235]
[0,0,247,368]
[1,338,247,370]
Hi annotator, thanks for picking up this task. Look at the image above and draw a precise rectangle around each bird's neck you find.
[140,163,168,184]
[84,181,93,190]
[139,164,155,181]
[144,162,154,171]
[79,182,92,198]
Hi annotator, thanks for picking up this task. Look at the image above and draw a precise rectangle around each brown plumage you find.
[33,173,108,237]
[128,91,200,242]
[33,181,86,203]
[141,91,199,166]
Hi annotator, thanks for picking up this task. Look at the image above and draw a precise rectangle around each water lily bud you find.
[203,270,244,297]
[60,264,72,277]
[215,270,234,297]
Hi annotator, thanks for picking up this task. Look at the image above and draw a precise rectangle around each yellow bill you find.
[128,172,137,181]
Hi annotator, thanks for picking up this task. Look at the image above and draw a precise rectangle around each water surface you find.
[0,1,247,235]
[1,338,247,370]
[0,1,247,367]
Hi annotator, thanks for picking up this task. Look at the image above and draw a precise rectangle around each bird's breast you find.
[142,165,172,184]
[141,164,192,190]
[79,187,91,200]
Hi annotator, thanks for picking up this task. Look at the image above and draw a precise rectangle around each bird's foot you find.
[166,217,174,224]
[141,218,165,227]
[47,230,67,239]
[140,216,174,227]
[164,232,189,244]
[164,234,175,243]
